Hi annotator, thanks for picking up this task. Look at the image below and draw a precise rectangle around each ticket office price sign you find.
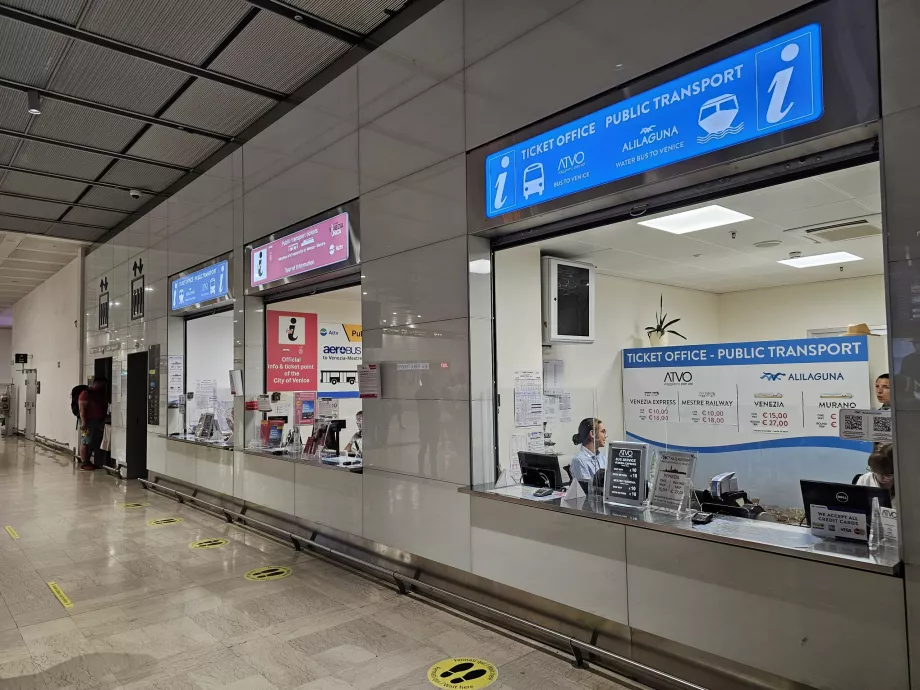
[649,450,697,513]
[604,441,648,507]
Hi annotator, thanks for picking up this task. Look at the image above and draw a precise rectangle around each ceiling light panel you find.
[778,251,863,268]
[637,205,753,234]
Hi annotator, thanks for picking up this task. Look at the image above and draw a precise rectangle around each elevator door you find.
[23,369,36,441]
[125,352,148,479]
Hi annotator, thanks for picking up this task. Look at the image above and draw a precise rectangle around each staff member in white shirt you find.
[570,417,606,482]
[856,443,896,506]
[344,410,363,457]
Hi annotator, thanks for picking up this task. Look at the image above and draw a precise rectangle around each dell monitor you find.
[800,479,891,542]
[519,452,565,490]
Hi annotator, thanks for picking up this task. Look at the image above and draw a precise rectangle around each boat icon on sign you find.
[697,94,744,143]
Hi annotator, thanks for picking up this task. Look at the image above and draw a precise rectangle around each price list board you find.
[603,442,648,507]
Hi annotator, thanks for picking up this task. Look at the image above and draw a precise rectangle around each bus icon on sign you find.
[522,163,545,200]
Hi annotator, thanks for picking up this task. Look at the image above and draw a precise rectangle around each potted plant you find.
[646,295,686,346]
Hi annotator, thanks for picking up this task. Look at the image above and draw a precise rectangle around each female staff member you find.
[857,443,896,507]
[570,417,606,482]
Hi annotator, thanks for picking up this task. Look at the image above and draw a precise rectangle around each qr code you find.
[873,416,892,433]
[844,415,863,432]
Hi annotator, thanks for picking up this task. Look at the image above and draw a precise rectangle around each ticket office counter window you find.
[167,255,235,446]
[247,285,363,461]
[490,162,897,561]
[182,309,235,441]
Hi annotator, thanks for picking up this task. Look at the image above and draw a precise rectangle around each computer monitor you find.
[519,452,564,490]
[800,480,891,542]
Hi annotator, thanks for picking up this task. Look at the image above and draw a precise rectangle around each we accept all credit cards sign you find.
[486,24,823,217]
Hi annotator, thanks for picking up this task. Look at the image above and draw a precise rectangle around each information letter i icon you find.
[488,151,516,216]
[494,155,510,210]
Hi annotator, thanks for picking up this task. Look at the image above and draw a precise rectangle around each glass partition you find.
[487,161,898,564]
[243,286,363,467]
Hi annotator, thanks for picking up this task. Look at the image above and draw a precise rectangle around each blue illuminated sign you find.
[486,24,823,217]
[170,260,229,311]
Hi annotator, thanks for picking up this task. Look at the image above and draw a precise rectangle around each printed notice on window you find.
[514,370,543,427]
[839,408,892,444]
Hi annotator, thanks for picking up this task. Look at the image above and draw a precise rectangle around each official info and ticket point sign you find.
[622,336,874,509]
[485,24,823,218]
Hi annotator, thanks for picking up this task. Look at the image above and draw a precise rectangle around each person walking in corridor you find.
[78,376,107,471]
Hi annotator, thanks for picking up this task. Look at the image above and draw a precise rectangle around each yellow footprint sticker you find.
[244,566,292,582]
[189,538,229,550]
[47,582,73,609]
[147,517,183,527]
[118,502,149,509]
[4,526,19,539]
[428,658,497,689]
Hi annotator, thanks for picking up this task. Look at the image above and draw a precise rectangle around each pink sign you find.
[251,212,349,287]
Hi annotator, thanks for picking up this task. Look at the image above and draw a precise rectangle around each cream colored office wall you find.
[548,274,720,453]
[12,257,82,449]
[494,245,721,469]
[494,245,544,472]
[717,275,886,342]
[0,328,11,385]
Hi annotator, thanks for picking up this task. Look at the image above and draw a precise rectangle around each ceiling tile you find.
[0,86,33,133]
[62,206,127,228]
[79,185,147,212]
[80,0,250,65]
[43,223,107,241]
[1,0,87,24]
[209,12,350,93]
[759,200,875,231]
[818,162,881,200]
[48,41,188,116]
[126,126,223,167]
[12,139,113,178]
[0,214,51,233]
[100,159,185,192]
[722,178,851,217]
[28,98,145,151]
[0,170,88,202]
[0,194,68,219]
[15,236,81,253]
[523,162,884,295]
[8,248,72,264]
[0,17,70,87]
[160,79,275,136]
[286,0,395,34]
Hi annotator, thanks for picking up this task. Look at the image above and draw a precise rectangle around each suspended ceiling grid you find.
[0,0,425,244]
[0,232,83,320]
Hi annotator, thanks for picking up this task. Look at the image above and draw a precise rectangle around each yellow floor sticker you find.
[47,582,73,609]
[118,502,149,509]
[4,526,19,539]
[428,658,497,689]
[147,517,183,526]
[244,566,292,582]
[189,538,229,550]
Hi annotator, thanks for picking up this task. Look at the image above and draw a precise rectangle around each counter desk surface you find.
[462,483,901,575]
[160,435,363,473]
[240,447,363,473]
[162,434,233,450]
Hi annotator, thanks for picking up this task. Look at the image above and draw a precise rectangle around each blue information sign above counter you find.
[486,25,823,218]
[470,0,879,232]
[170,260,229,311]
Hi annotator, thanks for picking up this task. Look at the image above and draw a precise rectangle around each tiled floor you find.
[0,438,646,690]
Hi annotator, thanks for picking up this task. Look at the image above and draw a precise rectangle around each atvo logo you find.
[558,151,585,173]
[664,371,693,384]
